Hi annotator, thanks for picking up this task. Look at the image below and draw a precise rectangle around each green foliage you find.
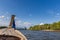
[0,26,7,29]
[29,21,60,30]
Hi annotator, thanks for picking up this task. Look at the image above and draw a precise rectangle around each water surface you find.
[19,30,60,40]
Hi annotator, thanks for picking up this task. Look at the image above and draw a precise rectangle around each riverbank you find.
[42,30,60,32]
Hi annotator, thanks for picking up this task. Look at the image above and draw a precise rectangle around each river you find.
[19,30,60,40]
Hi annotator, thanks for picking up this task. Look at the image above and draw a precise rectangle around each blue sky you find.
[0,0,60,28]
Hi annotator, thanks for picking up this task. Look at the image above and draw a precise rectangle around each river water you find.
[19,30,60,40]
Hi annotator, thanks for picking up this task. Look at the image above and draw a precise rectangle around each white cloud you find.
[0,15,5,18]
[1,16,5,18]
[47,10,60,18]
[0,12,32,28]
[0,15,32,28]
[39,23,44,25]
[23,22,32,28]
[55,13,60,17]
[0,21,9,26]
[15,20,22,26]
[0,16,10,26]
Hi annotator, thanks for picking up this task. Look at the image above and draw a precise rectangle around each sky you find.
[0,0,60,28]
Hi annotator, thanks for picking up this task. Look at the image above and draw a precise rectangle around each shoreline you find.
[42,30,60,32]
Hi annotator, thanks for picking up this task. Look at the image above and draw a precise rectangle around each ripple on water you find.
[19,30,60,40]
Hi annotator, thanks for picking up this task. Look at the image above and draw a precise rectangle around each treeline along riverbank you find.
[29,21,60,31]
